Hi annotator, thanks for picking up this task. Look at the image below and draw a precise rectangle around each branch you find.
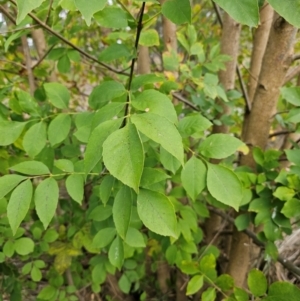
[0,4,15,24]
[172,92,200,111]
[269,130,292,138]
[293,54,300,62]
[8,0,129,76]
[284,65,300,85]
[122,2,146,126]
[32,44,55,69]
[209,207,300,277]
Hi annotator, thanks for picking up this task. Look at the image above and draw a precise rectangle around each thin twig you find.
[45,0,53,24]
[0,4,15,24]
[293,54,300,62]
[172,92,200,111]
[269,130,292,138]
[66,269,85,301]
[8,0,129,76]
[284,65,300,85]
[209,207,300,277]
[122,2,146,126]
[32,44,55,69]
[0,59,26,69]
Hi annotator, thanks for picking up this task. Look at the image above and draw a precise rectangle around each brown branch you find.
[172,92,200,111]
[8,0,129,76]
[284,65,300,85]
[32,44,55,69]
[293,54,300,62]
[209,207,300,277]
[269,130,292,138]
[0,4,16,24]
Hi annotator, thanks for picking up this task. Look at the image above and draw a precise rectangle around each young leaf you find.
[132,89,177,124]
[14,237,34,255]
[102,123,144,193]
[213,0,259,27]
[54,159,74,172]
[113,186,133,240]
[48,114,72,147]
[199,134,244,159]
[186,275,204,295]
[44,83,70,109]
[84,119,122,175]
[0,175,26,199]
[108,236,124,270]
[93,228,116,248]
[16,0,45,24]
[137,189,177,238]
[10,161,50,175]
[125,227,146,248]
[7,180,33,234]
[207,163,243,211]
[161,0,191,25]
[66,174,84,204]
[131,113,184,164]
[23,122,47,158]
[160,146,181,174]
[88,81,126,110]
[247,269,267,297]
[74,0,107,26]
[181,156,206,201]
[0,121,26,146]
[34,178,59,229]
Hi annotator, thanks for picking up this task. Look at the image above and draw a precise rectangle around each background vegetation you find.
[1,0,300,300]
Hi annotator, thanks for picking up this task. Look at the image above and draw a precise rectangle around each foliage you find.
[1,0,300,300]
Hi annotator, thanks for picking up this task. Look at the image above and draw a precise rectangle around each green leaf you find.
[14,237,34,255]
[113,186,133,240]
[213,0,259,27]
[285,149,300,166]
[34,178,59,229]
[118,274,131,294]
[84,119,122,175]
[103,123,144,193]
[234,213,250,231]
[0,175,27,199]
[89,205,112,221]
[160,146,181,174]
[0,121,26,146]
[234,287,249,301]
[74,0,107,26]
[206,163,243,210]
[108,236,124,270]
[94,6,128,28]
[31,265,42,282]
[44,83,70,109]
[215,274,234,292]
[131,113,184,164]
[92,102,125,129]
[263,282,300,301]
[140,167,170,188]
[23,122,47,158]
[201,287,216,301]
[132,89,177,124]
[281,198,300,218]
[92,263,106,285]
[199,134,244,159]
[48,114,72,147]
[125,227,145,248]
[137,189,177,238]
[181,156,206,201]
[54,159,74,172]
[281,87,300,106]
[7,180,33,235]
[161,0,191,25]
[178,114,212,138]
[37,285,57,300]
[10,161,50,175]
[268,0,300,28]
[99,175,115,205]
[3,240,15,257]
[57,55,70,73]
[16,0,45,24]
[88,81,126,110]
[273,186,295,201]
[66,174,84,204]
[186,275,204,295]
[99,44,131,63]
[139,29,160,46]
[247,269,267,297]
[93,228,116,248]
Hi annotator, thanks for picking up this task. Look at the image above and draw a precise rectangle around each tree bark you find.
[227,14,297,287]
[137,46,151,74]
[205,13,241,247]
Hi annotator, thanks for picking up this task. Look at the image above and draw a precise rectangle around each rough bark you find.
[227,14,297,287]
[205,13,241,246]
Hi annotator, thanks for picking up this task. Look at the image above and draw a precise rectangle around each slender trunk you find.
[227,14,297,287]
[137,46,151,74]
[205,13,241,250]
